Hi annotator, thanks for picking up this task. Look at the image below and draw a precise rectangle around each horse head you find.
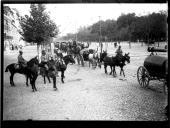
[124,53,130,63]
[100,51,107,62]
[27,56,39,67]
[63,55,75,65]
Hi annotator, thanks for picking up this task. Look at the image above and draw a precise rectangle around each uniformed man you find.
[41,50,48,64]
[18,50,27,69]
[115,46,123,57]
[115,46,123,63]
[48,56,59,77]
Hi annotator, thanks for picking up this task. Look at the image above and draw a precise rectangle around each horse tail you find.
[5,65,9,72]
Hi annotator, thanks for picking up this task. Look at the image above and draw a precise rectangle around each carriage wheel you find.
[137,66,150,88]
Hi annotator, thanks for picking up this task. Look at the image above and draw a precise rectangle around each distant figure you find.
[114,42,117,48]
[17,50,27,69]
[128,41,131,49]
[73,40,77,47]
[11,44,14,50]
[118,41,120,45]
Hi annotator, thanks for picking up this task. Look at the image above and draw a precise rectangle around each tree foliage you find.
[62,11,167,43]
[19,4,58,45]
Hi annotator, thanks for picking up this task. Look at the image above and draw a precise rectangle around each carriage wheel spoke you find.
[139,78,143,86]
[137,66,150,88]
[143,80,147,87]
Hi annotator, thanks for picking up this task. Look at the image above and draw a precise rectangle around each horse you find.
[5,56,40,92]
[40,55,75,87]
[101,52,130,77]
[69,42,89,66]
[81,48,99,68]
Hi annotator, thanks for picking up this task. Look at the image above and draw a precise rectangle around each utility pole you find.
[99,16,102,53]
[75,23,77,42]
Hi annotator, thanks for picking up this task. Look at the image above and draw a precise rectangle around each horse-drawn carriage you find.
[137,46,168,93]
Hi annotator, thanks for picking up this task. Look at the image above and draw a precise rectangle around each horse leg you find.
[30,78,34,92]
[47,75,51,83]
[113,66,116,77]
[53,77,57,90]
[26,75,29,86]
[10,73,15,86]
[122,68,125,77]
[44,75,46,84]
[104,64,107,74]
[61,71,64,83]
[33,74,38,91]
[110,66,112,75]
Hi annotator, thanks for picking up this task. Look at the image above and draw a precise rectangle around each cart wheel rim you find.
[137,66,150,88]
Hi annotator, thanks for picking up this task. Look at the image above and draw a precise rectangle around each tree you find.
[19,4,58,60]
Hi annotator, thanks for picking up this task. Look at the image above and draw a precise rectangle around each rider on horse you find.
[41,50,48,64]
[17,50,27,69]
[115,46,123,62]
[48,55,59,77]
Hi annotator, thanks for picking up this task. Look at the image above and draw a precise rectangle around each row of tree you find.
[62,11,167,43]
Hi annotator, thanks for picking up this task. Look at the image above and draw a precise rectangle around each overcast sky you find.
[6,4,167,36]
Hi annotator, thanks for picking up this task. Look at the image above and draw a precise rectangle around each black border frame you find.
[1,0,169,128]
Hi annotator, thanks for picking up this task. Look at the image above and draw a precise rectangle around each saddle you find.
[14,63,27,69]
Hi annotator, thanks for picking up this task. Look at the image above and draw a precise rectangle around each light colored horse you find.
[88,52,98,69]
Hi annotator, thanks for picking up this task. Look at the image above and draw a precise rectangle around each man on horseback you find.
[41,50,48,64]
[17,50,27,69]
[115,46,123,57]
[40,50,48,76]
[48,56,59,77]
[115,45,123,63]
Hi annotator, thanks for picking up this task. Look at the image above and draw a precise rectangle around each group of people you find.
[17,48,66,77]
[17,43,123,72]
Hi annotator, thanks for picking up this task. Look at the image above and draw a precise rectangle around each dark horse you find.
[101,52,130,77]
[69,42,89,66]
[5,56,40,92]
[40,55,75,87]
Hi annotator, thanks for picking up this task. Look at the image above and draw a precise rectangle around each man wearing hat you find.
[18,50,27,69]
[41,50,48,64]
[115,45,123,56]
[48,55,59,77]
[115,45,123,62]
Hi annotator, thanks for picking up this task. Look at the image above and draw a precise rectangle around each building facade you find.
[4,6,23,51]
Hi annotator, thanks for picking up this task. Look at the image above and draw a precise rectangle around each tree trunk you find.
[37,44,40,62]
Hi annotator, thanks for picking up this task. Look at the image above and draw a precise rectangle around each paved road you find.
[3,44,168,120]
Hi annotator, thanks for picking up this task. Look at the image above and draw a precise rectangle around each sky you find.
[6,4,168,36]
